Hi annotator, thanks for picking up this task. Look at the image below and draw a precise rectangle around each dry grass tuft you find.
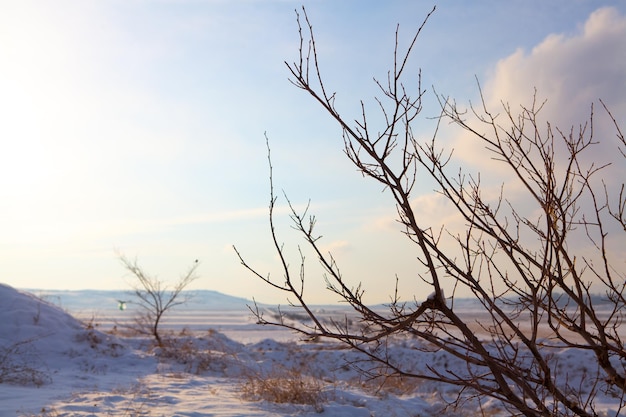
[358,374,424,396]
[241,365,327,412]
[157,337,213,374]
[0,338,51,387]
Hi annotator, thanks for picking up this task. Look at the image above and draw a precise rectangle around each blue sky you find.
[1,1,625,304]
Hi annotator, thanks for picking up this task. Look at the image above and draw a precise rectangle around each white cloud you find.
[445,7,626,187]
[484,7,626,125]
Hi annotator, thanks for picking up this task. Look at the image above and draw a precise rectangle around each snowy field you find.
[1,283,624,416]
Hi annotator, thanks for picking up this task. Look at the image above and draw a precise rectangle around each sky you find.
[1,0,625,304]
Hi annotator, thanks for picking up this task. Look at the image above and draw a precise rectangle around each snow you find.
[1,283,624,416]
[426,289,445,305]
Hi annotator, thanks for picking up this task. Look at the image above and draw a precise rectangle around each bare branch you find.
[238,7,626,416]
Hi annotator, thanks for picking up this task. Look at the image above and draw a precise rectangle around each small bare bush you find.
[118,253,199,347]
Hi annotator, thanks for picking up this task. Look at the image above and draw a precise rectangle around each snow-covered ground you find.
[1,284,624,416]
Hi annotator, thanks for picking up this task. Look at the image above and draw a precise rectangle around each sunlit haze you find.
[2,1,625,304]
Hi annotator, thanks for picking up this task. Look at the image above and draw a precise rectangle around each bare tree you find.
[235,6,626,417]
[119,254,199,347]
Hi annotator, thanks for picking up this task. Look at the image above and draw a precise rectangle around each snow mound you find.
[0,283,85,351]
[0,283,126,386]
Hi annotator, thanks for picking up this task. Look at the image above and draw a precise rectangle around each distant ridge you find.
[20,289,254,313]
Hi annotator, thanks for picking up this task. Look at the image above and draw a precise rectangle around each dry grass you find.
[74,317,125,358]
[357,374,424,396]
[0,338,51,387]
[241,364,328,412]
[157,336,213,375]
[107,382,153,417]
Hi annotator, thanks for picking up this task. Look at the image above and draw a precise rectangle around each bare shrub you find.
[236,6,626,417]
[118,254,199,347]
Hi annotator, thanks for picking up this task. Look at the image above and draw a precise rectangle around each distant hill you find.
[20,288,254,313]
